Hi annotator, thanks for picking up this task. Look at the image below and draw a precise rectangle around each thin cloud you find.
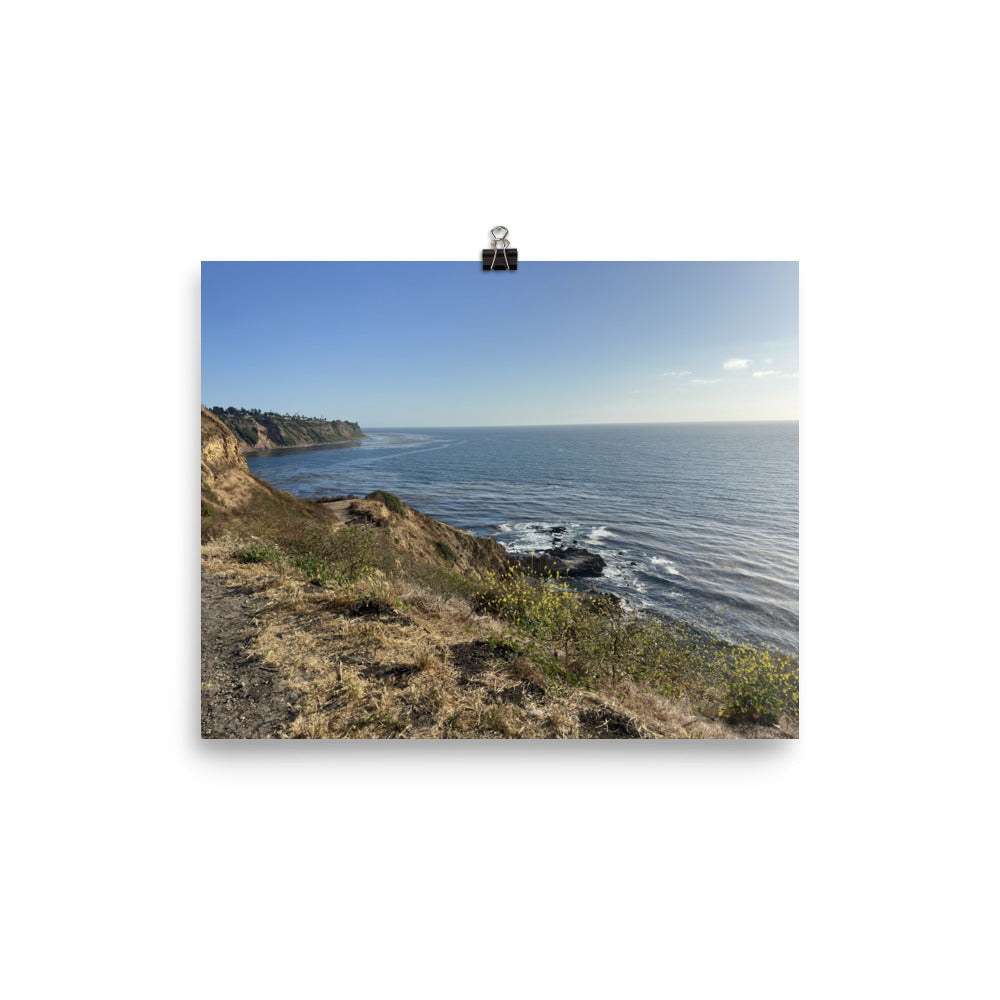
[753,370,779,377]
[662,370,692,377]
[690,378,721,384]
[723,358,751,370]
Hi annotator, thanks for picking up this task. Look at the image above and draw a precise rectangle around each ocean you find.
[245,422,799,656]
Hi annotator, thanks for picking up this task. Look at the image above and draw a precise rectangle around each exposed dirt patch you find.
[491,681,546,708]
[201,568,299,738]
[318,499,354,524]
[451,640,513,679]
[345,598,409,622]
[359,660,420,683]
[578,706,649,739]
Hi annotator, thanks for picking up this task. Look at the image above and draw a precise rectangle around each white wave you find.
[586,526,613,544]
[599,562,651,601]
[651,556,681,576]
[494,521,577,554]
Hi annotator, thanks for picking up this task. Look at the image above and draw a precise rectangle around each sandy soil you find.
[318,499,353,524]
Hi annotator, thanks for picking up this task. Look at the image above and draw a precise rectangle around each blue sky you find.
[201,261,797,426]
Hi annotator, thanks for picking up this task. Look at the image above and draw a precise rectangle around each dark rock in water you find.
[520,544,607,578]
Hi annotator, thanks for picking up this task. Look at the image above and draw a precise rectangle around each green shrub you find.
[233,539,283,565]
[719,648,798,724]
[476,567,732,696]
[289,551,336,584]
[234,425,259,446]
[329,524,380,580]
[477,567,585,678]
[432,539,457,562]
[366,490,406,516]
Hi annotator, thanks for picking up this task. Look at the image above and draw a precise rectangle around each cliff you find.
[206,406,364,452]
[200,406,512,580]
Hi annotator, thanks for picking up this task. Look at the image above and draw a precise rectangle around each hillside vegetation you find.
[207,405,363,451]
[201,407,798,739]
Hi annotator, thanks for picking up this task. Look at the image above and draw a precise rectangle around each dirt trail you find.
[201,568,297,738]
[319,499,353,523]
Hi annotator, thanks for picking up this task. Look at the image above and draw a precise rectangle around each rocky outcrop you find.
[520,545,606,578]
[508,524,607,579]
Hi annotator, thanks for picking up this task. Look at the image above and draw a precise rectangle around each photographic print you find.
[201,261,798,739]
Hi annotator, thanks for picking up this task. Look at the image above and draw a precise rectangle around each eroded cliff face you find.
[201,407,248,475]
[201,407,263,510]
[207,408,364,452]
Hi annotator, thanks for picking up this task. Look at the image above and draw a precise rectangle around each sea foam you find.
[651,556,681,576]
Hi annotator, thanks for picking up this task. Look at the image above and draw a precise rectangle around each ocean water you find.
[245,423,799,656]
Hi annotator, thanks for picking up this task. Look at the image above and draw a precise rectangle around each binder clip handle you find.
[483,225,517,271]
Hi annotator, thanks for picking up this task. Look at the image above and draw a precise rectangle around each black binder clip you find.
[482,226,517,270]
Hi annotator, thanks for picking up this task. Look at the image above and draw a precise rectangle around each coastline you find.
[207,407,364,454]
[202,406,798,738]
[203,408,798,737]
[243,422,798,656]
[245,436,367,457]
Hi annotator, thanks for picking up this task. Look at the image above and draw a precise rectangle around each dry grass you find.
[204,537,791,739]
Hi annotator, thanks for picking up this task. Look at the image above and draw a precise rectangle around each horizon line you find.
[362,418,799,430]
